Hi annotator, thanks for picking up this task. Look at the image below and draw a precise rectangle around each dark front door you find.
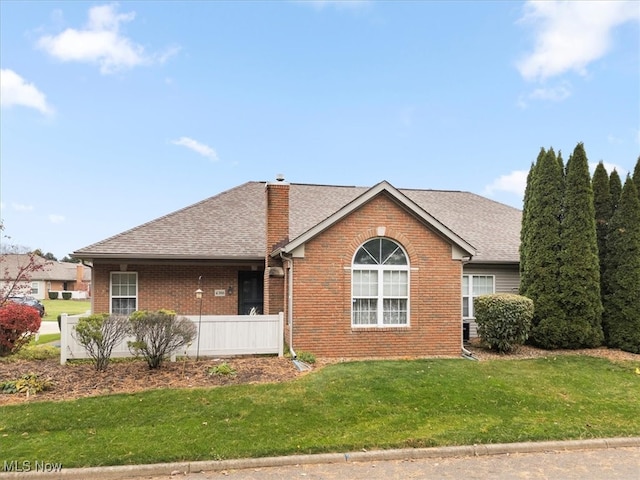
[238,271,264,315]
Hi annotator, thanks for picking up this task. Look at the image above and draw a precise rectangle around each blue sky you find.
[1,1,639,260]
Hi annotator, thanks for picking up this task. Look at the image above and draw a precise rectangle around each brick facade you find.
[90,183,464,358]
[91,263,251,316]
[287,193,463,358]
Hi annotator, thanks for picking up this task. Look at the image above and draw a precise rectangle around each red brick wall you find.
[290,193,462,358]
[265,181,289,315]
[91,263,252,315]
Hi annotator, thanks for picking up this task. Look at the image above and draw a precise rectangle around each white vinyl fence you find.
[60,312,284,365]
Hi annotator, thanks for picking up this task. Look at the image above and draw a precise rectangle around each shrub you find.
[74,314,130,371]
[62,292,72,300]
[474,294,534,353]
[208,362,236,377]
[0,302,42,356]
[0,372,52,396]
[48,291,59,300]
[128,309,197,369]
[296,351,316,364]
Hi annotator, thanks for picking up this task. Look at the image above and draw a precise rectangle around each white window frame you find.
[352,238,410,327]
[110,272,138,315]
[462,274,495,319]
[30,282,39,295]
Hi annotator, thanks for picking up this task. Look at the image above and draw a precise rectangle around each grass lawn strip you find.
[0,356,638,468]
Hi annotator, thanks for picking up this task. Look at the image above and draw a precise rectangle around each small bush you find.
[14,345,59,361]
[0,302,42,356]
[74,314,130,371]
[1,373,52,396]
[48,291,59,300]
[296,351,316,364]
[128,309,197,369]
[208,362,236,377]
[62,292,72,300]
[474,294,534,353]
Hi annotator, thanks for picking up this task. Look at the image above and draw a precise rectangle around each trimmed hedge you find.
[474,294,534,353]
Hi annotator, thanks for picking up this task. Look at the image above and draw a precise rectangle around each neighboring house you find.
[73,179,521,358]
[1,254,91,300]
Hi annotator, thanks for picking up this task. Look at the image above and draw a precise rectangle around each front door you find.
[238,271,264,315]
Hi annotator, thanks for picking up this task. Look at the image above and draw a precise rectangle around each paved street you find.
[125,446,640,480]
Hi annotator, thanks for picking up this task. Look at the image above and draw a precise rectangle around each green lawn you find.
[1,356,639,468]
[42,299,90,321]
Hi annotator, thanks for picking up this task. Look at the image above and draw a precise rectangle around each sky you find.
[1,0,639,260]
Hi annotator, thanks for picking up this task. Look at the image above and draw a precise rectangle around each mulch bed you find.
[1,344,638,406]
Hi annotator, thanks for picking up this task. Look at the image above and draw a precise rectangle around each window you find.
[352,238,409,326]
[110,272,137,315]
[30,282,39,295]
[462,275,494,318]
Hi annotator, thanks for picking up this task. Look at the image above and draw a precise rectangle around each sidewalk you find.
[2,437,638,480]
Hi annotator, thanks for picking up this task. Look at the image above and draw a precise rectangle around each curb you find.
[2,437,639,479]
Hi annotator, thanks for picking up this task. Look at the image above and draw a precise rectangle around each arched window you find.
[352,238,409,326]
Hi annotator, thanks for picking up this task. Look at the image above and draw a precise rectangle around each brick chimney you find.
[265,174,290,255]
[76,264,84,285]
[264,175,289,315]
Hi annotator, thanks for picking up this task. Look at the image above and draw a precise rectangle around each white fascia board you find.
[281,180,476,257]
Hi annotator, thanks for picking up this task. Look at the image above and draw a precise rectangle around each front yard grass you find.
[42,299,90,321]
[1,356,639,468]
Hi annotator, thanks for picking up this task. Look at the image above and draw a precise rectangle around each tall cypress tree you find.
[558,143,603,347]
[592,161,612,304]
[519,152,542,298]
[602,176,640,353]
[633,156,640,201]
[610,169,623,213]
[521,148,566,348]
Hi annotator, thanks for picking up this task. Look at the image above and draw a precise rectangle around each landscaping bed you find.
[0,344,638,406]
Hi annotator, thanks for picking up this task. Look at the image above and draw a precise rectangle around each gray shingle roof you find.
[74,181,522,263]
[1,254,91,282]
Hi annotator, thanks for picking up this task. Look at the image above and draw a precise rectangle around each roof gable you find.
[280,181,476,258]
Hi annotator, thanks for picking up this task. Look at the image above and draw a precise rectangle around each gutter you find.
[460,255,478,361]
[279,251,296,359]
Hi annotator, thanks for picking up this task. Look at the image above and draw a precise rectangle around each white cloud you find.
[11,203,34,212]
[298,0,370,11]
[172,137,219,161]
[516,1,640,82]
[0,69,54,115]
[484,170,529,198]
[37,3,178,74]
[590,162,627,177]
[48,214,65,224]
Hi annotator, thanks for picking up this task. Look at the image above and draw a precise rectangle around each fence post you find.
[278,312,284,357]
[60,313,68,365]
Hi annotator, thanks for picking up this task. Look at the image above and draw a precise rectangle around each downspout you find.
[461,255,478,361]
[280,251,296,359]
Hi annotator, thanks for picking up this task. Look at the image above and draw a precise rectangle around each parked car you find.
[6,295,46,317]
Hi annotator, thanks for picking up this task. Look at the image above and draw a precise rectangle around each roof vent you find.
[276,174,285,182]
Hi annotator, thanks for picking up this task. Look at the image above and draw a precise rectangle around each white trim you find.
[109,271,138,315]
[278,181,476,258]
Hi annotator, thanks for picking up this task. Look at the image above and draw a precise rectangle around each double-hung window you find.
[352,238,409,327]
[110,272,137,315]
[462,275,494,318]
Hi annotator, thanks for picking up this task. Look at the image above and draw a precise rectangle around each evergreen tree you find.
[520,148,566,348]
[609,169,623,213]
[602,176,640,353]
[557,143,603,347]
[592,162,612,301]
[633,156,640,201]
[519,153,541,298]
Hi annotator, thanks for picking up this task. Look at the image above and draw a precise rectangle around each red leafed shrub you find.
[0,302,42,356]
